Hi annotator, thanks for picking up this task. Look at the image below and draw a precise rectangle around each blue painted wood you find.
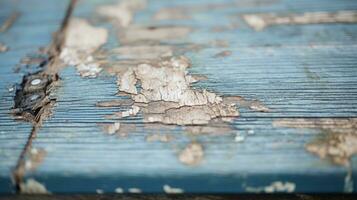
[0,0,69,193]
[24,67,352,193]
[1,0,357,194]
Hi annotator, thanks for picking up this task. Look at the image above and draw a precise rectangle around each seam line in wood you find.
[11,0,77,193]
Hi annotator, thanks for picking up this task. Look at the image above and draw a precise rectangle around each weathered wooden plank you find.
[24,47,357,192]
[0,0,69,193]
[2,0,357,194]
[18,0,357,194]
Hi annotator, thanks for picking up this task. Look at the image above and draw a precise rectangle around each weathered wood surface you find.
[0,0,69,193]
[1,0,357,194]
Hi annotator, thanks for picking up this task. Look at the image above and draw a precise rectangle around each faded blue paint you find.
[1,0,357,194]
[0,0,69,193]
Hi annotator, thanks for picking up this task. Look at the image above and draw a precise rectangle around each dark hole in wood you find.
[12,71,57,121]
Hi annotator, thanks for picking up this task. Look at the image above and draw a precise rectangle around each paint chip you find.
[245,181,296,193]
[235,132,245,142]
[97,0,146,27]
[115,187,124,193]
[20,179,50,194]
[0,43,8,53]
[60,18,108,77]
[96,189,104,194]
[178,142,204,166]
[249,101,270,112]
[64,18,108,52]
[8,86,14,92]
[273,118,357,166]
[24,148,46,171]
[101,122,121,135]
[128,188,142,193]
[247,129,255,135]
[243,11,357,31]
[116,106,140,118]
[163,184,184,194]
[223,96,269,112]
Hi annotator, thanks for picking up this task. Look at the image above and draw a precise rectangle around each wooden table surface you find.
[0,0,357,194]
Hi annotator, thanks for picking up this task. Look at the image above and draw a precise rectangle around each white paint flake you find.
[20,179,50,194]
[163,184,184,194]
[178,143,204,166]
[115,187,124,193]
[128,188,142,193]
[60,18,108,77]
[234,132,245,143]
[244,11,357,31]
[246,181,296,193]
[97,0,146,27]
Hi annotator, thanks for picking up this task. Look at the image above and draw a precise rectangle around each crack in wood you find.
[11,0,77,193]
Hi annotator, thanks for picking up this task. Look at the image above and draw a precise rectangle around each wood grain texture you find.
[1,0,357,194]
[0,0,69,193]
